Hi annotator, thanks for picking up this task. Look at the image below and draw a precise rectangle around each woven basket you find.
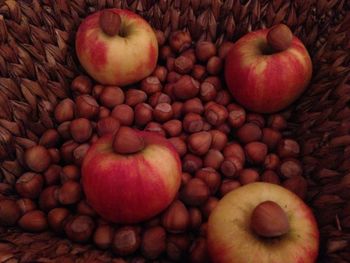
[0,0,349,262]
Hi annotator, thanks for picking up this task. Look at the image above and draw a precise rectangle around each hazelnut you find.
[154,30,165,46]
[247,113,265,128]
[0,199,21,226]
[64,215,95,243]
[54,98,75,123]
[227,103,246,128]
[172,101,184,119]
[218,41,234,58]
[18,210,48,232]
[195,168,221,194]
[223,142,245,162]
[60,164,80,183]
[125,89,147,107]
[267,24,293,51]
[239,169,260,185]
[191,64,207,81]
[69,118,92,143]
[219,179,241,196]
[195,41,216,62]
[15,172,44,199]
[113,226,141,256]
[161,200,190,233]
[209,130,228,151]
[262,128,282,150]
[268,114,288,130]
[181,172,192,186]
[174,56,194,74]
[282,176,307,200]
[173,75,200,100]
[77,200,97,217]
[97,116,120,136]
[153,103,174,123]
[48,207,70,233]
[60,140,79,164]
[206,56,222,75]
[134,103,153,127]
[251,201,290,237]
[183,98,204,115]
[169,31,192,52]
[48,148,60,164]
[141,226,166,259]
[144,122,166,137]
[168,137,187,157]
[99,86,125,108]
[71,75,92,95]
[200,82,217,102]
[277,139,300,158]
[92,85,104,100]
[166,234,191,261]
[200,197,219,219]
[189,238,210,263]
[94,224,114,249]
[236,123,262,144]
[163,120,182,137]
[16,198,37,215]
[160,45,174,60]
[152,65,168,82]
[99,10,121,36]
[187,131,212,156]
[167,72,181,84]
[183,113,204,133]
[99,105,111,118]
[189,208,202,230]
[39,129,60,148]
[279,158,303,179]
[203,149,224,170]
[182,154,203,174]
[220,156,242,178]
[180,178,209,206]
[39,186,59,212]
[57,180,82,205]
[111,104,134,126]
[181,48,196,64]
[204,76,222,90]
[204,103,228,126]
[141,76,162,95]
[113,126,145,154]
[245,141,268,164]
[75,95,99,120]
[24,145,51,172]
[57,121,72,140]
[261,170,281,185]
[264,153,281,170]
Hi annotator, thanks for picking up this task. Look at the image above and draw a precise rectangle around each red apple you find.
[224,24,312,113]
[76,9,158,86]
[81,129,181,224]
[208,182,319,263]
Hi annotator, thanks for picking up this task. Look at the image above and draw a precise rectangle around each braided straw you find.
[0,0,349,262]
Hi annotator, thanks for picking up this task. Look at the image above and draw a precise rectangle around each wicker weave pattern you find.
[0,0,349,262]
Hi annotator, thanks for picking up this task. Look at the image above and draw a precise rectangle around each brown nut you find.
[206,56,222,75]
[218,41,234,59]
[168,137,187,157]
[75,95,99,120]
[187,131,212,156]
[98,106,109,119]
[239,169,260,185]
[220,156,242,178]
[24,145,51,172]
[200,197,219,219]
[247,113,265,128]
[262,128,282,150]
[92,85,104,100]
[113,126,145,154]
[223,143,245,161]
[18,210,48,232]
[195,167,221,194]
[154,29,165,46]
[195,41,216,62]
[183,98,204,115]
[182,154,203,174]
[173,75,200,100]
[264,153,281,170]
[172,101,184,119]
[268,114,288,131]
[180,178,209,206]
[160,45,174,60]
[161,200,190,233]
[204,76,222,90]
[48,148,60,164]
[219,179,241,196]
[181,172,192,186]
[163,120,182,137]
[60,140,79,164]
[203,149,224,170]
[183,113,204,133]
[0,199,21,226]
[245,141,268,164]
[54,98,75,124]
[111,104,134,126]
[209,130,228,151]
[60,165,80,183]
[69,118,92,143]
[282,176,307,200]
[200,82,217,102]
[58,180,82,205]
[278,158,303,179]
[267,24,293,51]
[277,139,300,158]
[166,234,191,261]
[216,90,232,106]
[99,86,124,108]
[204,103,228,126]
[152,65,168,83]
[71,75,92,95]
[94,224,114,249]
[167,72,181,84]
[153,103,173,123]
[64,215,95,243]
[189,208,202,230]
[144,122,166,137]
[261,170,281,185]
[113,226,141,256]
[57,121,72,140]
[141,226,166,259]
[169,31,192,53]
[141,76,162,95]
[227,103,246,128]
[39,186,60,212]
[181,48,196,64]
[48,207,70,233]
[236,123,262,144]
[97,116,120,137]
[76,200,97,217]
[191,64,207,81]
[100,9,121,36]
[189,237,210,263]
[125,89,147,107]
[39,129,60,148]
[174,56,194,74]
[16,198,37,215]
[134,103,153,127]
[15,172,44,199]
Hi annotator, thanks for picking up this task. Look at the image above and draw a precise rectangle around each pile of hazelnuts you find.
[0,30,307,262]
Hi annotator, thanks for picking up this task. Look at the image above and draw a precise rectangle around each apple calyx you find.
[250,200,290,238]
[113,126,145,154]
[266,24,293,52]
[99,9,121,37]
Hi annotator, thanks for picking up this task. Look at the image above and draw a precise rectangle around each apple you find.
[81,127,181,224]
[207,182,319,263]
[76,9,158,86]
[224,24,312,113]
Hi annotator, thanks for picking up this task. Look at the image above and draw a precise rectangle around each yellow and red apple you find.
[76,9,158,86]
[81,128,181,224]
[208,182,319,263]
[224,24,312,113]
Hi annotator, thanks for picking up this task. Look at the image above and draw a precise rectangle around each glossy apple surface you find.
[208,182,319,263]
[81,131,181,224]
[225,29,312,113]
[76,8,158,86]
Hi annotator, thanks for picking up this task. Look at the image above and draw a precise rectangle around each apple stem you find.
[99,9,121,37]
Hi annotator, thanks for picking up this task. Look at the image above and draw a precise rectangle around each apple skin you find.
[207,182,319,263]
[224,29,312,113]
[81,131,181,224]
[76,9,158,86]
